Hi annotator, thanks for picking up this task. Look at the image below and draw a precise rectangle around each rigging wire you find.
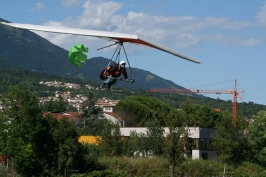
[122,44,134,81]
[190,79,235,89]
[148,55,174,72]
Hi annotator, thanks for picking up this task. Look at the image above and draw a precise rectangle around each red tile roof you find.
[42,112,82,121]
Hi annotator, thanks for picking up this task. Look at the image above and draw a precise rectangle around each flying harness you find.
[99,42,135,83]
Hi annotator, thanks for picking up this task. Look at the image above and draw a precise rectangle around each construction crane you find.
[148,79,245,128]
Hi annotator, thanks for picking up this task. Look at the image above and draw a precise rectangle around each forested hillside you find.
[0,67,265,118]
[0,18,186,90]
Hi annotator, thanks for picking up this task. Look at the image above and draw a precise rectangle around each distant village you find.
[0,81,122,123]
[39,80,119,114]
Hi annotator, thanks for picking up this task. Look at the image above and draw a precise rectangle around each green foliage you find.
[13,143,35,175]
[123,119,166,157]
[115,95,171,126]
[0,165,8,177]
[93,156,266,177]
[181,99,222,127]
[123,131,148,157]
[75,97,106,135]
[230,161,266,176]
[164,126,188,177]
[0,113,10,154]
[53,118,82,173]
[246,110,266,167]
[143,169,169,177]
[212,112,249,164]
[0,85,85,176]
[179,159,228,177]
[72,169,129,177]
[79,144,101,173]
[43,96,68,113]
[164,109,191,177]
[0,85,48,176]
[97,122,124,156]
[97,156,169,177]
[145,120,165,156]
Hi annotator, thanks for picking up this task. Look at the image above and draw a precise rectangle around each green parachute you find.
[68,44,89,67]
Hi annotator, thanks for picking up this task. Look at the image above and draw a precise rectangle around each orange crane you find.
[148,79,245,127]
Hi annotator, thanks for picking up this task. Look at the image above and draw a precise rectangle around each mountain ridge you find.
[0,18,185,90]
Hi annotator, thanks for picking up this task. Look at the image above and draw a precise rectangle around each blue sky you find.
[1,0,266,105]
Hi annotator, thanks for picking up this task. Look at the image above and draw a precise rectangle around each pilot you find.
[100,61,128,90]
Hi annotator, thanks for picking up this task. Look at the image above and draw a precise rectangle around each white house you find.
[95,97,119,113]
[120,127,217,160]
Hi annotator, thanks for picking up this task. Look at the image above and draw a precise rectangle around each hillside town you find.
[39,80,121,123]
[0,80,122,127]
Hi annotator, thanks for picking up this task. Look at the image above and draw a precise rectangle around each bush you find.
[144,169,169,177]
[233,161,266,177]
[72,169,129,177]
[97,156,169,176]
[178,159,230,177]
[178,159,266,177]
[0,166,7,177]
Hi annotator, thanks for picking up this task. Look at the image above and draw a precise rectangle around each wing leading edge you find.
[1,22,201,64]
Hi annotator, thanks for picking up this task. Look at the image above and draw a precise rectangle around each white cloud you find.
[30,3,46,12]
[35,0,264,52]
[61,0,80,8]
[255,2,266,29]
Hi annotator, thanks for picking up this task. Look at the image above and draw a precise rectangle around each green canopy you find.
[68,44,89,67]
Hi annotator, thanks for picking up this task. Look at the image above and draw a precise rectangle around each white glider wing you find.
[1,22,201,64]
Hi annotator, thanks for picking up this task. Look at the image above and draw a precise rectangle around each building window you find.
[199,138,207,150]
[202,152,208,160]
[193,138,213,150]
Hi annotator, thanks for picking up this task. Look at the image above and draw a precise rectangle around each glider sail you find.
[1,22,201,64]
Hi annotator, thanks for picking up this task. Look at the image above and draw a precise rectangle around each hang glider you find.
[1,22,201,64]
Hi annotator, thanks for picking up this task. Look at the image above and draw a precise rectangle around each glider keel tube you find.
[1,22,201,64]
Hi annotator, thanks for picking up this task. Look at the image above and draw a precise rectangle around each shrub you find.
[72,169,129,177]
[97,156,169,176]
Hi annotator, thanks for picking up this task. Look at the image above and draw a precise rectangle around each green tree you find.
[115,96,171,126]
[123,131,149,157]
[97,122,124,156]
[43,96,68,113]
[212,112,249,164]
[164,110,189,177]
[79,143,100,173]
[145,119,165,156]
[58,95,68,112]
[0,113,10,156]
[75,98,105,135]
[181,99,220,127]
[246,110,266,167]
[41,115,86,176]
[0,85,48,176]
[53,118,83,174]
